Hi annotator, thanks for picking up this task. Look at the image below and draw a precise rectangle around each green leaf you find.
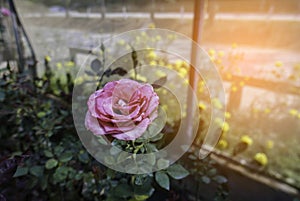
[157,158,169,169]
[155,171,170,190]
[201,176,211,184]
[125,162,139,173]
[113,183,133,198]
[104,156,115,165]
[37,112,46,118]
[45,159,58,170]
[150,133,164,142]
[145,143,158,153]
[67,167,76,178]
[59,152,73,162]
[30,166,44,177]
[75,173,83,180]
[207,168,217,176]
[117,151,129,163]
[134,176,154,196]
[111,67,128,76]
[139,108,166,140]
[145,153,156,166]
[44,150,54,158]
[53,166,69,183]
[152,76,167,89]
[13,166,28,177]
[166,164,189,179]
[97,136,109,145]
[134,195,149,201]
[28,177,38,189]
[54,146,64,155]
[110,146,122,155]
[78,151,89,164]
[41,175,48,190]
[213,175,228,184]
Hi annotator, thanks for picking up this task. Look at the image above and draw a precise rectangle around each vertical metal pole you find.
[186,0,205,139]
[8,0,24,73]
[8,0,37,78]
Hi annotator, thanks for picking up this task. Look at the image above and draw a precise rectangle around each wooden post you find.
[186,0,205,138]
[227,85,243,112]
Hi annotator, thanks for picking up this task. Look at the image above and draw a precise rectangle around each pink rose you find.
[0,8,10,16]
[85,79,159,140]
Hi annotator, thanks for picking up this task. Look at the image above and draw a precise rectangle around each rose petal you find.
[112,79,141,102]
[144,95,159,117]
[103,80,118,91]
[87,89,103,118]
[112,118,150,140]
[100,119,136,133]
[85,111,106,135]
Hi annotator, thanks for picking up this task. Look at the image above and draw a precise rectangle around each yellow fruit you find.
[240,135,253,146]
[254,153,268,166]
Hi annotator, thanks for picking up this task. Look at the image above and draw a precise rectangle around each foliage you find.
[0,59,195,200]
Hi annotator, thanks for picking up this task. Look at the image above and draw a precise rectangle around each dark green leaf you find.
[150,133,164,142]
[59,152,73,162]
[53,166,69,183]
[75,173,83,180]
[140,108,166,140]
[152,76,167,89]
[104,156,115,165]
[54,146,64,155]
[166,164,189,179]
[96,136,109,145]
[100,43,105,52]
[232,142,248,156]
[28,177,38,189]
[103,68,112,76]
[201,176,211,184]
[134,176,155,199]
[207,168,217,176]
[145,143,158,153]
[213,175,228,184]
[131,49,138,69]
[117,151,129,164]
[41,175,48,190]
[125,162,139,173]
[145,153,156,166]
[134,175,146,186]
[29,166,44,177]
[45,159,58,170]
[157,158,169,169]
[78,152,89,164]
[155,171,170,190]
[111,67,127,76]
[13,166,28,177]
[44,150,54,158]
[110,146,122,155]
[113,183,133,198]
